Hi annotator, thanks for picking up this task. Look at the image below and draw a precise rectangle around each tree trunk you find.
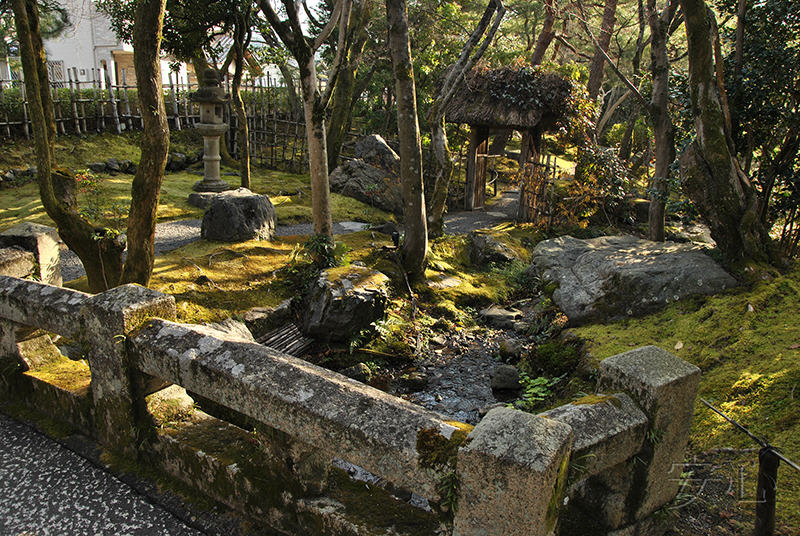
[587,0,619,100]
[231,13,251,190]
[13,0,125,292]
[529,0,556,66]
[646,0,677,242]
[119,0,169,287]
[387,0,427,277]
[326,0,373,173]
[425,0,505,238]
[300,55,335,237]
[258,0,353,239]
[678,0,772,263]
[489,130,512,155]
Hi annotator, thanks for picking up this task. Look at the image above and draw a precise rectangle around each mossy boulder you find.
[302,266,391,342]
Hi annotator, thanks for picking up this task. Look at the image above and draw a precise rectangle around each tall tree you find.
[678,0,771,262]
[325,0,374,173]
[645,0,677,242]
[119,0,169,286]
[12,0,126,292]
[426,0,505,238]
[230,0,252,189]
[386,0,426,276]
[586,0,619,99]
[257,0,353,238]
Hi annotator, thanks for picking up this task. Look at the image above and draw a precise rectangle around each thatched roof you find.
[443,67,573,131]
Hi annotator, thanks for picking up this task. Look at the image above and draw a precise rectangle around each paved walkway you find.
[0,412,208,536]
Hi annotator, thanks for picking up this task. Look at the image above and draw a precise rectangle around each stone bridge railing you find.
[0,223,701,536]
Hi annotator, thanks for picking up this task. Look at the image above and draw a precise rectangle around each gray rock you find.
[201,188,276,242]
[87,162,107,173]
[187,192,217,209]
[303,266,390,342]
[498,338,523,360]
[354,134,401,173]
[242,300,293,339]
[329,160,404,215]
[480,305,522,328]
[118,159,133,173]
[491,364,521,390]
[527,235,739,325]
[340,363,372,383]
[468,231,519,266]
[166,152,187,172]
[106,158,121,172]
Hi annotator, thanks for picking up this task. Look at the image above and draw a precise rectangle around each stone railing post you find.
[0,223,62,286]
[454,407,574,536]
[82,284,175,453]
[569,345,701,531]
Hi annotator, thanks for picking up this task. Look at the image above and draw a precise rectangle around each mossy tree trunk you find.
[586,0,619,100]
[231,7,251,190]
[258,0,353,239]
[646,0,677,242]
[326,0,374,174]
[387,0,427,277]
[12,0,125,293]
[426,0,505,239]
[119,0,169,286]
[678,0,772,263]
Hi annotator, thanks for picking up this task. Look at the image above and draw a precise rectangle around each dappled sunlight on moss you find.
[572,266,800,527]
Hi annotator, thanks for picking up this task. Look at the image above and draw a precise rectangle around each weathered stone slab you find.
[0,222,62,286]
[0,276,88,337]
[303,266,390,341]
[129,318,462,500]
[527,235,738,324]
[455,407,573,536]
[0,247,36,279]
[201,188,276,242]
[541,393,648,480]
[577,346,701,527]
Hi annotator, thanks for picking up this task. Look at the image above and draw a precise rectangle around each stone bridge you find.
[0,223,701,535]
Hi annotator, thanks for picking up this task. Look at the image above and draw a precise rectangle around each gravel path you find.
[59,189,520,282]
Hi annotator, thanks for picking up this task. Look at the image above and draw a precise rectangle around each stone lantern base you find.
[192,178,230,193]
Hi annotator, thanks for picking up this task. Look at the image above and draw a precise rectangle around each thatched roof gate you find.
[443,67,573,214]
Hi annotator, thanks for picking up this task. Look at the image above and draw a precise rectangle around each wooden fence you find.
[0,68,453,184]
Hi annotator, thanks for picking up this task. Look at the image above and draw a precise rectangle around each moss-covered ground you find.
[2,132,800,534]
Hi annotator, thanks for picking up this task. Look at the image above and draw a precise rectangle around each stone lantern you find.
[190,69,231,192]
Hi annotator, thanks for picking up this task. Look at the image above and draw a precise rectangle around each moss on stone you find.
[25,354,91,396]
[572,394,622,408]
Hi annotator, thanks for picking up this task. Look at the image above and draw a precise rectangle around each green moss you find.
[572,393,622,408]
[416,424,472,470]
[0,402,77,438]
[25,354,91,395]
[572,266,800,529]
[521,340,581,377]
[327,467,440,534]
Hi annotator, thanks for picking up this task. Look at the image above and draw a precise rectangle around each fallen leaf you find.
[789,343,800,350]
[674,341,684,350]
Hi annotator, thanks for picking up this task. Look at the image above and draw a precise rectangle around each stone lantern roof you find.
[190,69,231,104]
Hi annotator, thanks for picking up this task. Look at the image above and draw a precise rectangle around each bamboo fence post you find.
[20,80,30,139]
[121,69,133,131]
[0,81,10,138]
[51,82,66,135]
[168,71,181,131]
[105,68,121,135]
[92,68,102,132]
[73,68,87,133]
[67,70,81,135]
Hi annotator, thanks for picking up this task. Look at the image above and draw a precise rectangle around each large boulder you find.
[329,135,404,215]
[303,266,391,341]
[201,188,276,242]
[468,230,520,266]
[527,235,739,324]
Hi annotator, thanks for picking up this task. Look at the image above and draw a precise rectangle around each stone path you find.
[0,412,208,536]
